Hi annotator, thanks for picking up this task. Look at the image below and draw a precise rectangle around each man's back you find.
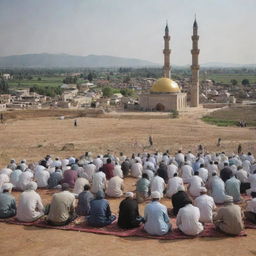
[225,177,241,202]
[215,204,244,235]
[144,201,170,235]
[0,193,16,218]
[48,191,75,223]
[176,204,203,235]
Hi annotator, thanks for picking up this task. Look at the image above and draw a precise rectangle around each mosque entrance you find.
[155,103,165,111]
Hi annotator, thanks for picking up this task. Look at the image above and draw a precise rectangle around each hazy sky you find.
[0,0,255,65]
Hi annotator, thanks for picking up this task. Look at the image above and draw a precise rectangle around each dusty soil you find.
[0,107,256,256]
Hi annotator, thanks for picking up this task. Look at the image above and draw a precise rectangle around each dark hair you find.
[107,158,111,164]
[212,173,217,176]
[251,192,256,198]
[173,173,178,177]
[3,189,9,193]
[142,173,149,179]
[224,162,229,166]
[61,183,70,191]
[200,164,204,168]
[194,171,199,176]
[84,184,91,191]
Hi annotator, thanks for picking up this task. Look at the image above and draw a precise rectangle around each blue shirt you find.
[225,177,241,202]
[0,192,16,218]
[211,176,226,204]
[144,201,171,235]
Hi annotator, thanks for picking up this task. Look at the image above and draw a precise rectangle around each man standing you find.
[47,183,76,226]
[144,191,171,236]
[213,196,244,235]
[118,192,143,229]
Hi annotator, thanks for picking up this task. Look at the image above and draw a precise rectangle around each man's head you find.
[194,171,199,176]
[151,191,161,201]
[173,172,178,177]
[2,183,13,193]
[107,158,112,164]
[200,187,207,195]
[142,173,149,180]
[25,181,38,191]
[84,184,90,191]
[177,185,185,192]
[125,192,134,199]
[200,164,204,168]
[71,164,79,171]
[251,192,256,198]
[96,190,105,199]
[224,195,234,204]
[61,183,70,191]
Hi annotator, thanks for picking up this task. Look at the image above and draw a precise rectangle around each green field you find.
[202,105,256,127]
[7,76,86,89]
[199,73,256,84]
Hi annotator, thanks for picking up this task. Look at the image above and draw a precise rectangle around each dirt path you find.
[0,108,256,256]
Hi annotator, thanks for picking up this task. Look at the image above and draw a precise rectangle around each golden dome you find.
[150,78,180,93]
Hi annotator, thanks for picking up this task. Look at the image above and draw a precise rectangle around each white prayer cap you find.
[69,157,76,165]
[200,187,207,193]
[2,183,13,192]
[224,195,233,203]
[26,181,38,191]
[151,191,161,199]
[125,192,134,198]
[177,185,185,192]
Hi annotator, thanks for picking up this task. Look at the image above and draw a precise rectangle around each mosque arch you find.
[155,103,165,111]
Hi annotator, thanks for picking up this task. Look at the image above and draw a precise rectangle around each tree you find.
[120,88,134,97]
[87,73,93,82]
[0,78,9,93]
[37,77,42,81]
[242,79,250,86]
[102,87,113,97]
[230,79,238,86]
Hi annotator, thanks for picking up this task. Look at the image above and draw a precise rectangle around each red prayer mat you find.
[0,217,247,239]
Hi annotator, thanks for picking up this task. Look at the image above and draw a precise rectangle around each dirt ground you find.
[0,107,256,256]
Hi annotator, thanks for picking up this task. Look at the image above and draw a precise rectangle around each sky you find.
[0,0,255,65]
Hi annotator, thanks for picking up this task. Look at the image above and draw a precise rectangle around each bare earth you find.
[0,107,256,256]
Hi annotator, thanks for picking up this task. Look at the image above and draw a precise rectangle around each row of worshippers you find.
[0,181,254,237]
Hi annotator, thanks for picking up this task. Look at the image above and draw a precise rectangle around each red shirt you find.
[103,163,114,180]
[62,170,78,188]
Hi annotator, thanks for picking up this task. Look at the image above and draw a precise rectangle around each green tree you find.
[242,79,250,86]
[230,79,238,85]
[87,73,93,82]
[102,87,113,97]
[0,78,9,93]
[37,77,41,81]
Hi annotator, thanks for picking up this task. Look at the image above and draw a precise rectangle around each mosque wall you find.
[139,93,187,112]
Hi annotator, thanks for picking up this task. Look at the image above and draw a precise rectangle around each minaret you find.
[163,22,171,78]
[191,18,200,107]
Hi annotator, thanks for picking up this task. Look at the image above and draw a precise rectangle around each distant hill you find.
[0,53,158,68]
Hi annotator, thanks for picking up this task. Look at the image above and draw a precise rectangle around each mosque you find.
[139,19,200,111]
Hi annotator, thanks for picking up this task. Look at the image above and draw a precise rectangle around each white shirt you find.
[91,171,106,194]
[236,169,248,183]
[181,165,193,183]
[150,176,165,198]
[143,169,154,181]
[194,194,216,223]
[248,174,256,191]
[207,164,219,176]
[175,153,185,164]
[73,177,89,194]
[167,163,178,179]
[0,174,10,191]
[0,168,12,177]
[93,158,103,171]
[243,160,251,174]
[246,198,256,213]
[176,204,204,235]
[189,176,204,197]
[17,190,44,222]
[166,176,183,198]
[198,168,208,183]
[131,162,143,178]
[35,170,50,188]
[113,165,123,178]
[10,169,22,187]
[83,163,96,182]
[144,161,155,172]
[17,171,33,191]
[106,176,124,197]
